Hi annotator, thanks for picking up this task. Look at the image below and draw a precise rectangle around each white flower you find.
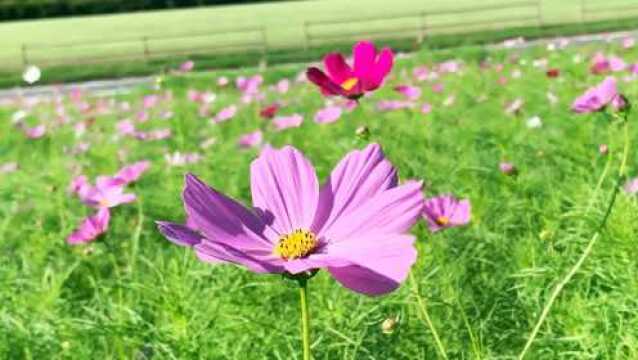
[22,65,41,84]
[526,116,543,129]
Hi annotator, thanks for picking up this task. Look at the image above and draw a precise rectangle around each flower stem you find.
[518,118,630,359]
[298,278,311,360]
[409,271,448,359]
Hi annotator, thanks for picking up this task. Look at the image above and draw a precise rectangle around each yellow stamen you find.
[274,229,318,260]
[341,77,358,91]
[435,216,449,226]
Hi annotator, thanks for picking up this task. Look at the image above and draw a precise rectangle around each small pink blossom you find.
[394,85,421,100]
[238,130,263,149]
[213,105,237,123]
[67,208,110,245]
[422,195,471,233]
[314,106,342,124]
[273,114,303,131]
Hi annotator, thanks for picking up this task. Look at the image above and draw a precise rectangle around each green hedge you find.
[0,0,292,21]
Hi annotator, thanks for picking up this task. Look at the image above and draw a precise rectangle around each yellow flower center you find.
[274,229,318,260]
[341,77,358,91]
[435,216,449,226]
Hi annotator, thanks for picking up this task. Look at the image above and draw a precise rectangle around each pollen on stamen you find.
[274,229,318,260]
[341,77,358,91]
[435,216,449,226]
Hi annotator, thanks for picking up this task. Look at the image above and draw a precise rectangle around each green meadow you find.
[2,38,638,358]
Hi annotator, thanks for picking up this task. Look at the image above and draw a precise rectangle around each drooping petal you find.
[320,181,424,241]
[327,234,417,296]
[156,221,203,247]
[324,53,354,84]
[313,143,398,233]
[251,146,319,235]
[115,160,150,184]
[183,173,275,250]
[306,68,343,96]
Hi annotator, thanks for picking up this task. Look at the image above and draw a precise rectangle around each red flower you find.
[546,68,560,78]
[260,103,280,119]
[306,41,394,100]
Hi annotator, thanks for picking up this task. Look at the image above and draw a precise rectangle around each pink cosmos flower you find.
[143,95,159,109]
[24,124,46,139]
[590,53,626,74]
[156,144,423,295]
[623,37,635,49]
[117,120,136,136]
[499,162,517,175]
[238,130,263,149]
[571,76,625,113]
[81,176,136,208]
[135,129,172,141]
[624,178,638,194]
[394,85,421,100]
[422,195,471,233]
[276,79,290,94]
[377,100,414,112]
[314,106,342,124]
[180,60,195,73]
[217,76,229,86]
[413,66,430,81]
[67,208,110,245]
[213,105,237,123]
[273,114,303,131]
[421,103,432,114]
[306,41,394,100]
[165,152,202,167]
[115,161,151,184]
[432,83,444,93]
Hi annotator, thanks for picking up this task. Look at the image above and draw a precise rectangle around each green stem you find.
[518,118,630,359]
[298,278,311,360]
[409,271,448,359]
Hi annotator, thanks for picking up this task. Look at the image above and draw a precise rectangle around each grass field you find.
[2,35,638,358]
[1,0,638,70]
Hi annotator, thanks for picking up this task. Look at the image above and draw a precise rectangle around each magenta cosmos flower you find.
[306,41,394,100]
[422,195,471,233]
[157,144,423,296]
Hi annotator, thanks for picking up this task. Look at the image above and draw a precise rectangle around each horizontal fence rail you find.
[303,1,541,48]
[2,0,638,71]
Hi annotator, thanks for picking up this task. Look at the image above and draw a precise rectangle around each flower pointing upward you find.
[157,143,423,296]
[306,41,394,100]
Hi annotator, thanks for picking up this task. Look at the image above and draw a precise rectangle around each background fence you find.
[4,0,638,72]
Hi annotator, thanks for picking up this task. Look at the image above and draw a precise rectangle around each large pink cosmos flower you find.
[571,77,626,113]
[157,144,423,296]
[306,41,394,100]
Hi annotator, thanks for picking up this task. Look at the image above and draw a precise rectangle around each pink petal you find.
[327,234,417,296]
[312,143,398,233]
[67,208,110,245]
[250,146,319,235]
[324,53,354,85]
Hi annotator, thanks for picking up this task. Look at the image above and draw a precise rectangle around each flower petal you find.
[67,208,110,245]
[353,41,377,78]
[194,241,284,273]
[183,173,274,250]
[251,146,319,235]
[320,181,424,241]
[327,234,417,296]
[324,53,354,84]
[368,48,394,90]
[306,68,343,96]
[156,221,203,247]
[313,143,398,233]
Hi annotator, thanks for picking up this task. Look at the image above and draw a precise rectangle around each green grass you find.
[2,39,638,358]
[1,0,638,86]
